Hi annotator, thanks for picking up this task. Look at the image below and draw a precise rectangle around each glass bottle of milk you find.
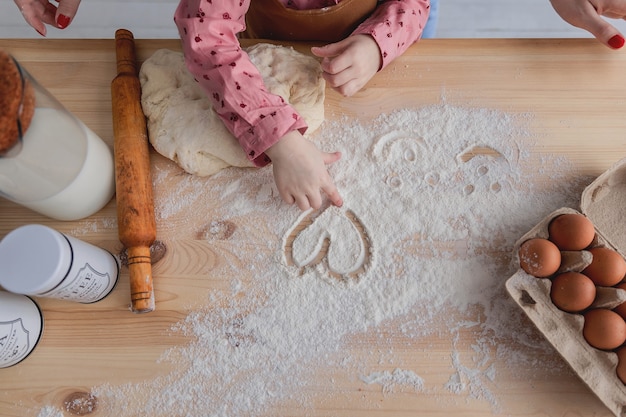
[0,54,115,221]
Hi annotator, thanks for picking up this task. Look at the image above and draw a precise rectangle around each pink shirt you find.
[174,0,430,166]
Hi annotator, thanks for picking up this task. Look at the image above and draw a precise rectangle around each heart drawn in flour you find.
[283,206,371,280]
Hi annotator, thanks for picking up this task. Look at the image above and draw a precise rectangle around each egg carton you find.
[506,157,626,417]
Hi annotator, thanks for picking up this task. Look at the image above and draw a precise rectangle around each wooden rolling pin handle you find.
[127,246,155,313]
[112,28,157,314]
[115,29,138,76]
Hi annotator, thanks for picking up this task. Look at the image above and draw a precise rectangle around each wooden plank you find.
[0,38,624,417]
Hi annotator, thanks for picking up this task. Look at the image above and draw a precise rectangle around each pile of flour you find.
[38,102,589,417]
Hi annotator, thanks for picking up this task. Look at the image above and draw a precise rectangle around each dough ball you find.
[139,44,325,176]
[246,43,325,132]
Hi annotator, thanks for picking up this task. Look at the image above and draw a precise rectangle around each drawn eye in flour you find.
[456,145,513,195]
[283,206,372,282]
[385,174,403,189]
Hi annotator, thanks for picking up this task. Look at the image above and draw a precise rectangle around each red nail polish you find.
[608,34,625,49]
[57,14,71,29]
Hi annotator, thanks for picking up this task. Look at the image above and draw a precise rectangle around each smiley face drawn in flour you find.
[456,145,518,195]
[371,131,425,190]
[369,129,520,195]
[283,206,372,282]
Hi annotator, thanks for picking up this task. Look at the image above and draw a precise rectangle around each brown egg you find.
[548,213,595,251]
[518,238,561,278]
[582,247,626,287]
[583,309,626,350]
[550,272,596,313]
[613,283,626,320]
[616,346,626,384]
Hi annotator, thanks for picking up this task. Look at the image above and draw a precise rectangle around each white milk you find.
[0,107,115,220]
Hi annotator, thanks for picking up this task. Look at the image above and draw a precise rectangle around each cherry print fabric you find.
[174,0,430,167]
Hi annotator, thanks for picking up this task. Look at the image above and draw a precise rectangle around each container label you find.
[42,263,112,303]
[0,318,32,367]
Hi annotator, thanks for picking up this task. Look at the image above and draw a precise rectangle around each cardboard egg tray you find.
[506,158,626,417]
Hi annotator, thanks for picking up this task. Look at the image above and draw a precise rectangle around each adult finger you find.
[15,0,48,35]
[586,14,624,48]
[55,0,81,29]
[35,0,58,26]
[577,3,625,48]
[607,31,626,49]
[21,10,48,36]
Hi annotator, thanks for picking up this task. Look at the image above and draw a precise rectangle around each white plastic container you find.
[0,224,119,303]
[0,53,115,220]
[0,291,43,368]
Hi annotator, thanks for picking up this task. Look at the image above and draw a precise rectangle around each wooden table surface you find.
[1,37,625,417]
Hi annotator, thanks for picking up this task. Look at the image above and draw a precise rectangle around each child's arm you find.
[312,0,430,96]
[175,0,343,210]
[174,0,307,167]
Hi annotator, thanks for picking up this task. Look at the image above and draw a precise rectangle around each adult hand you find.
[550,0,626,49]
[14,0,81,36]
[311,34,382,97]
[265,130,343,211]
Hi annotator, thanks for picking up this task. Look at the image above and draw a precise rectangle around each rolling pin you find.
[111,29,157,313]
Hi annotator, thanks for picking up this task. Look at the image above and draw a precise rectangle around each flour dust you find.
[39,102,589,417]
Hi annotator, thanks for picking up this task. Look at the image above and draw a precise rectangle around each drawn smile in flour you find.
[282,206,372,282]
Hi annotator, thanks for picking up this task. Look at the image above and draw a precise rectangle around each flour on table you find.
[360,368,426,393]
[38,102,590,417]
[139,44,325,176]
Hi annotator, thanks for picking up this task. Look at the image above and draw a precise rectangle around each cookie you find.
[0,50,35,154]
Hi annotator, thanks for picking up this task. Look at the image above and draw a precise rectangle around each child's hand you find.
[311,34,382,97]
[14,0,81,36]
[265,130,343,211]
[550,0,626,49]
